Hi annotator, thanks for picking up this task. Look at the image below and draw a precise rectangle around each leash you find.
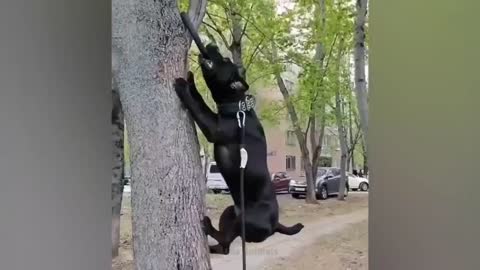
[236,110,247,270]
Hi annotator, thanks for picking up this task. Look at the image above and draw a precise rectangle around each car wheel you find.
[359,182,369,191]
[292,193,301,199]
[317,185,328,200]
[213,189,221,194]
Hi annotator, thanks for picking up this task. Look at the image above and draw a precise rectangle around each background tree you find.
[267,0,352,203]
[333,36,349,201]
[353,0,368,165]
[112,0,211,269]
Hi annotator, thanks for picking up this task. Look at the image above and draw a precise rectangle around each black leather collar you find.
[217,95,256,116]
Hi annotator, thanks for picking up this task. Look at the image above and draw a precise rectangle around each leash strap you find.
[236,111,247,270]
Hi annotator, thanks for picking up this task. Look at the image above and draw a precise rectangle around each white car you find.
[347,172,369,191]
[206,162,229,194]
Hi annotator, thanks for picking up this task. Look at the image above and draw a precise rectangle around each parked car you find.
[206,162,229,194]
[348,172,369,191]
[271,172,292,193]
[289,167,349,200]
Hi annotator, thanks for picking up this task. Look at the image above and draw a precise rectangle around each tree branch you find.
[203,14,230,47]
[245,36,266,71]
[303,34,339,132]
[239,4,254,40]
[348,128,362,155]
[222,5,234,38]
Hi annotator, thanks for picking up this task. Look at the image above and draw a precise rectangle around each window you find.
[286,130,296,146]
[286,155,296,171]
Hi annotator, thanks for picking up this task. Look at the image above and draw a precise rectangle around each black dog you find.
[174,44,304,254]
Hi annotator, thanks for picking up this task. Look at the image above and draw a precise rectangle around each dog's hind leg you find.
[202,218,230,254]
[275,222,305,236]
[203,206,239,254]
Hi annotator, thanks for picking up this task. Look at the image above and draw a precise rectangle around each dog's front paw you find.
[173,78,190,101]
[296,223,305,231]
[202,216,213,234]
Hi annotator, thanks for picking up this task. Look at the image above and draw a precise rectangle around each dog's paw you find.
[202,216,213,232]
[296,223,305,231]
[173,78,189,100]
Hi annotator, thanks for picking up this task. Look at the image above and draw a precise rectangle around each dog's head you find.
[198,43,249,104]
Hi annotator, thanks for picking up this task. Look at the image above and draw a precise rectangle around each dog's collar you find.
[217,95,256,115]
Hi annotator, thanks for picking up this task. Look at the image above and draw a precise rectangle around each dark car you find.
[289,167,349,200]
[271,172,292,193]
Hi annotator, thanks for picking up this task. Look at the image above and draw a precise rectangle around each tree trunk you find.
[335,38,348,201]
[203,152,209,179]
[228,3,246,79]
[335,91,349,201]
[113,1,210,269]
[302,155,317,204]
[361,139,368,176]
[348,99,355,171]
[303,0,328,195]
[275,74,317,203]
[354,0,369,144]
[111,86,125,258]
[310,112,326,181]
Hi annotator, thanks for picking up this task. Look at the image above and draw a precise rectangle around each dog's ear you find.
[205,43,223,63]
[198,43,222,72]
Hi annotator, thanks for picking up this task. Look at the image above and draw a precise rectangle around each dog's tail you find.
[275,222,304,235]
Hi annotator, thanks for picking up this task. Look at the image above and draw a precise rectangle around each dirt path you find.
[113,193,368,270]
[210,208,368,270]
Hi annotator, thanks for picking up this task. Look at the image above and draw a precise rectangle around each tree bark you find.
[335,92,349,201]
[111,85,125,258]
[354,0,368,145]
[348,99,355,171]
[361,138,368,176]
[335,38,348,201]
[228,2,246,79]
[203,153,209,179]
[310,112,326,181]
[113,0,211,269]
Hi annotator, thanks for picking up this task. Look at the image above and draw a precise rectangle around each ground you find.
[113,190,368,270]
